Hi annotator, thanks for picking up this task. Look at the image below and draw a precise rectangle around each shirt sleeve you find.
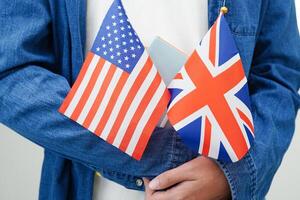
[218,0,300,199]
[0,0,195,181]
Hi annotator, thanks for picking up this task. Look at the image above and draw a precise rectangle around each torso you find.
[86,1,208,199]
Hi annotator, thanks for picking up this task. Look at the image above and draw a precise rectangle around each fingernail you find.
[149,178,159,190]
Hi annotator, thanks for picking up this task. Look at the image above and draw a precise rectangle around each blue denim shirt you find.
[0,0,299,199]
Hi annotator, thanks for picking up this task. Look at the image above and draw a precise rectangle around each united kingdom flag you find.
[167,13,254,162]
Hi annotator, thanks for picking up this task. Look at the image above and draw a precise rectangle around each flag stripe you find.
[174,73,183,79]
[112,64,157,147]
[77,58,112,124]
[70,58,105,121]
[198,115,206,153]
[159,114,169,128]
[92,68,124,135]
[59,52,94,113]
[209,23,217,67]
[119,72,161,151]
[237,109,254,134]
[100,52,148,141]
[88,65,117,133]
[92,71,129,136]
[202,118,212,156]
[82,62,115,128]
[215,15,221,67]
[132,90,170,160]
[104,55,151,142]
[129,85,170,159]
[63,55,100,117]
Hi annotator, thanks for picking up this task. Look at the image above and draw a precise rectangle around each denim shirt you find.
[0,0,299,199]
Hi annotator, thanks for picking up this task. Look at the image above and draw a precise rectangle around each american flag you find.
[167,13,254,162]
[59,0,170,160]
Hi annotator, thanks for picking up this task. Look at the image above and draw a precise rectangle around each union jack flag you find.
[59,0,170,160]
[167,13,254,162]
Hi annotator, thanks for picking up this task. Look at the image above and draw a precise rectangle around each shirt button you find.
[135,178,143,187]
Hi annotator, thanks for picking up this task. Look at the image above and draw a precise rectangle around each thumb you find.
[143,178,154,199]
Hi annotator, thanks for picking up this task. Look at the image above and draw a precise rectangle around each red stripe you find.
[237,109,254,134]
[82,64,117,131]
[70,58,105,121]
[94,71,129,135]
[209,22,217,67]
[202,118,212,156]
[106,57,153,144]
[119,73,162,152]
[174,73,183,80]
[59,52,94,113]
[132,89,170,160]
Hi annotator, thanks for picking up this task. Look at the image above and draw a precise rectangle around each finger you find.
[149,164,192,190]
[151,181,190,200]
[143,178,154,199]
[153,180,208,200]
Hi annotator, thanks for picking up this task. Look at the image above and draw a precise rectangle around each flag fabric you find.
[167,13,254,162]
[59,0,170,160]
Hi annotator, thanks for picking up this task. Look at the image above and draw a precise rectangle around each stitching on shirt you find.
[221,162,237,200]
[246,154,257,200]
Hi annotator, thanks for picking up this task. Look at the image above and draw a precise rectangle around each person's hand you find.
[143,156,231,200]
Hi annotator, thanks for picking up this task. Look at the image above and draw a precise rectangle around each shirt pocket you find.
[224,0,261,75]
[224,0,260,37]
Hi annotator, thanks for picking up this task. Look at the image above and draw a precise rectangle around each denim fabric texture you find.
[0,0,299,200]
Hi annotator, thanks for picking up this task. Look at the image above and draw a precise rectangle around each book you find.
[148,37,188,85]
[148,37,188,127]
